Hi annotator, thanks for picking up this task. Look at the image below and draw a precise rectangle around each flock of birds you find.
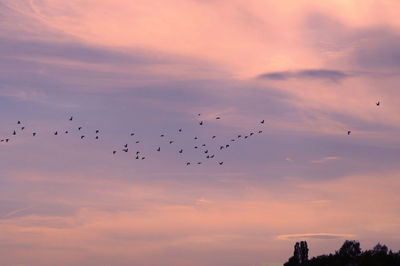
[0,113,267,166]
[0,101,381,165]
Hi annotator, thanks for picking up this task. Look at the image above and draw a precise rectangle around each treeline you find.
[284,240,400,266]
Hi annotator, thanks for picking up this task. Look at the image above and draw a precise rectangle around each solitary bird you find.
[186,162,191,166]
[225,144,230,148]
[135,155,139,160]
[136,151,140,155]
[376,101,380,106]
[347,130,351,135]
[212,136,216,139]
[178,128,182,132]
[199,121,203,126]
[179,149,183,154]
[194,137,198,140]
[95,136,99,140]
[157,147,161,152]
[21,127,25,131]
[131,133,135,136]
[220,146,224,150]
[81,135,85,139]
[197,162,202,165]
[250,132,254,136]
[160,134,164,137]
[238,135,242,138]
[136,141,140,144]
[245,136,248,139]
[65,131,69,134]
[219,162,224,165]
[69,116,73,121]
[123,148,128,152]
[78,127,82,130]
[124,144,128,148]
[54,131,58,135]
[202,144,206,147]
[12,130,16,135]
[33,132,36,137]
[194,146,198,149]
[6,139,9,142]
[141,157,145,160]
[216,117,221,120]
[210,155,215,159]
[169,141,174,144]
[204,150,208,154]
[231,139,235,142]
[113,151,116,154]
[261,120,265,124]
[258,130,263,133]
[17,121,21,124]
[198,113,201,116]
[96,130,99,134]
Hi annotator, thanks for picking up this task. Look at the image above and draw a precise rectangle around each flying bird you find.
[347,130,351,135]
[78,127,82,130]
[141,157,145,160]
[179,149,183,154]
[219,146,224,150]
[130,133,135,136]
[69,116,73,121]
[225,144,229,148]
[186,162,191,166]
[218,162,224,165]
[80,135,85,139]
[113,151,116,154]
[199,121,203,125]
[169,141,174,144]
[238,135,242,138]
[157,147,161,152]
[212,136,216,139]
[261,120,265,124]
[178,128,182,132]
[65,131,69,134]
[135,155,139,160]
[250,132,254,136]
[376,101,380,106]
[160,134,164,137]
[136,141,140,144]
[258,130,263,133]
[194,137,198,140]
[204,150,208,154]
[123,148,128,152]
[95,130,99,134]
[216,117,221,120]
[124,144,128,148]
[54,131,58,135]
[194,146,198,149]
[202,144,206,147]
[95,136,99,140]
[17,121,21,124]
[12,130,16,135]
[21,127,25,131]
[5,139,9,142]
[136,151,140,155]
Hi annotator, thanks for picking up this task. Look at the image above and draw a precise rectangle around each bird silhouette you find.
[194,137,198,140]
[347,130,351,135]
[123,148,128,152]
[376,101,380,106]
[96,130,99,134]
[136,151,140,155]
[216,117,221,120]
[179,149,183,154]
[245,136,248,139]
[198,113,201,116]
[225,144,229,148]
[157,147,161,152]
[136,141,140,144]
[33,132,36,137]
[261,120,265,124]
[219,162,224,165]
[54,131,58,135]
[204,150,208,154]
[178,128,182,132]
[231,139,235,142]
[238,135,242,138]
[65,131,69,134]
[21,127,25,131]
[197,162,202,165]
[210,155,215,159]
[169,141,174,144]
[135,155,139,159]
[219,146,224,150]
[194,146,198,149]
[202,144,206,147]
[124,144,128,148]
[78,127,82,130]
[212,136,216,139]
[160,134,164,137]
[130,133,135,136]
[186,162,191,166]
[69,116,73,121]
[113,151,116,154]
[199,121,203,125]
[80,135,85,139]
[95,136,99,140]
[206,155,210,159]
[141,157,145,160]
[258,130,262,133]
[17,121,21,124]
[12,130,16,135]
[250,132,254,136]
[6,139,9,142]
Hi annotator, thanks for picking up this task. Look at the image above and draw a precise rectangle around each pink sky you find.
[1,1,400,265]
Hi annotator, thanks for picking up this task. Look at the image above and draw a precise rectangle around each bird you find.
[178,128,182,132]
[141,157,145,160]
[202,144,206,147]
[198,113,201,116]
[212,136,216,139]
[0,139,3,142]
[238,135,242,138]
[80,135,85,139]
[194,137,198,140]
[113,151,116,154]
[258,130,262,133]
[157,147,161,152]
[347,130,351,135]
[204,150,208,154]
[186,162,191,166]
[179,149,183,154]
[95,136,99,140]
[250,132,254,136]
[160,134,164,137]
[194,146,198,149]
[21,127,25,131]
[124,144,128,148]
[69,116,73,121]
[261,120,265,124]
[197,162,202,165]
[225,144,229,148]
[219,146,224,150]
[12,130,16,135]
[231,139,235,142]
[206,155,210,159]
[78,127,82,130]
[130,133,135,136]
[169,141,174,144]
[54,131,58,135]
[17,121,21,124]
[135,155,139,160]
[216,117,221,120]
[95,130,99,134]
[199,121,203,125]
[210,155,215,159]
[136,151,140,155]
[123,148,128,152]
[65,131,69,134]
[245,136,248,139]
[218,162,224,165]
[5,139,9,142]
[376,101,380,106]
[136,141,140,144]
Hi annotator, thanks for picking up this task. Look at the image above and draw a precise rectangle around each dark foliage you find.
[284,240,400,266]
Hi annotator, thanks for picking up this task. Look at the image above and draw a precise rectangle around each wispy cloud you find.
[257,69,350,82]
[310,156,341,164]
[277,233,355,240]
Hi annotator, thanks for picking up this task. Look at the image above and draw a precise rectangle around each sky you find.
[1,0,400,265]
